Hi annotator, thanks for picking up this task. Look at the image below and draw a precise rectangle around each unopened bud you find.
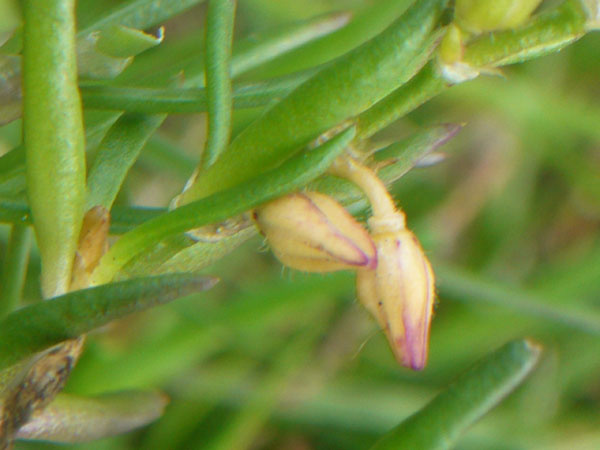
[455,0,543,33]
[357,214,435,370]
[253,192,376,272]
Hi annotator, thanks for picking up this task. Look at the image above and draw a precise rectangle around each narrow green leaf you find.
[178,0,447,204]
[109,205,164,233]
[370,339,542,450]
[1,124,457,234]
[357,0,592,140]
[463,0,588,68]
[0,273,217,371]
[68,274,350,394]
[78,26,163,79]
[90,126,356,284]
[4,125,456,235]
[81,71,313,113]
[0,200,165,235]
[313,124,461,205]
[356,62,447,140]
[180,10,352,88]
[229,10,352,79]
[78,0,207,37]
[202,0,236,168]
[0,224,32,317]
[95,25,163,59]
[252,0,413,78]
[0,111,122,199]
[121,226,256,279]
[86,113,166,210]
[117,9,348,89]
[16,391,168,443]
[372,123,461,163]
[23,0,86,297]
[156,227,255,275]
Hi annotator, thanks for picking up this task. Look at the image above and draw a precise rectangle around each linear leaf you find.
[202,0,236,168]
[117,10,348,88]
[177,0,448,203]
[78,0,206,36]
[81,71,313,113]
[313,124,461,205]
[23,0,86,297]
[356,0,592,140]
[370,339,541,450]
[90,126,356,284]
[86,113,165,210]
[17,391,167,443]
[0,273,217,372]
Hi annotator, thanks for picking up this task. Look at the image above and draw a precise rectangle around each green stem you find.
[0,224,32,317]
[202,0,236,168]
[22,0,86,298]
[177,0,448,203]
[356,0,591,140]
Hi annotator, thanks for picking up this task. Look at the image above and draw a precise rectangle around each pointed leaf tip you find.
[0,273,218,372]
[17,391,169,443]
[371,338,542,450]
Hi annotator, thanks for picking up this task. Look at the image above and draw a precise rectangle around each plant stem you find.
[22,0,86,298]
[202,0,236,168]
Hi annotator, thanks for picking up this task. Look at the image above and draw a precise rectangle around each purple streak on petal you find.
[303,193,377,268]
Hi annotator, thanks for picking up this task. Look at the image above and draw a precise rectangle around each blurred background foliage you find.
[1,0,599,448]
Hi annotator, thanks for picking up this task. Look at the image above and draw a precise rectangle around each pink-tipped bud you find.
[357,214,435,370]
[253,192,376,272]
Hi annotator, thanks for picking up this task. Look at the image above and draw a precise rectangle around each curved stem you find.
[331,156,405,225]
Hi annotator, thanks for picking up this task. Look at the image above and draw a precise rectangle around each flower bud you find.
[253,192,376,272]
[357,214,435,370]
[455,0,543,34]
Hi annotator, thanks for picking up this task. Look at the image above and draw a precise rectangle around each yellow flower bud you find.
[253,192,376,272]
[357,214,435,370]
[455,0,543,34]
[438,23,480,84]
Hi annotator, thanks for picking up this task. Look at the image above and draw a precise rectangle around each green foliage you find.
[371,339,541,450]
[0,0,598,448]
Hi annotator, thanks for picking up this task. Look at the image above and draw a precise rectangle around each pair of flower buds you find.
[253,156,434,370]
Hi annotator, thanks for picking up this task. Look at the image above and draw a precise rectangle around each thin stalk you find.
[202,0,237,168]
[22,0,86,298]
